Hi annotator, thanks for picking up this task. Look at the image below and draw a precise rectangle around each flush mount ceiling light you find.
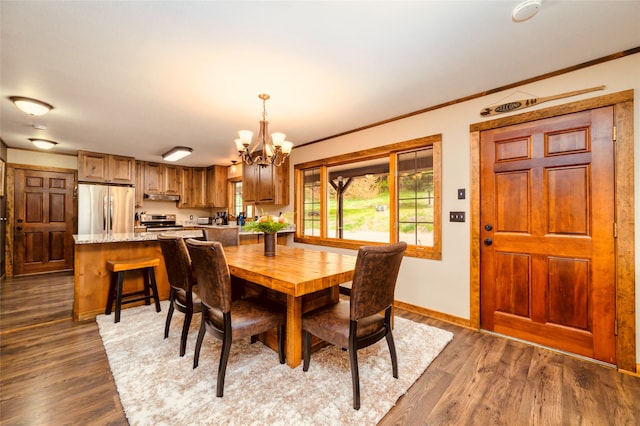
[10,96,54,116]
[234,94,293,168]
[29,138,58,150]
[162,146,193,162]
[512,0,542,22]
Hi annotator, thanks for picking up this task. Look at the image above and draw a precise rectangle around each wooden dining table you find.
[222,243,357,367]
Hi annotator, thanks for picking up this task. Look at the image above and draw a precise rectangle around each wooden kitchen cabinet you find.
[135,160,144,207]
[144,162,180,195]
[77,150,135,184]
[242,158,289,205]
[177,167,208,208]
[178,167,193,208]
[193,167,208,207]
[206,165,227,207]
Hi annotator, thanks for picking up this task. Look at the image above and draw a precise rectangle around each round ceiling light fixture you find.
[29,138,58,150]
[9,96,54,116]
[512,0,542,22]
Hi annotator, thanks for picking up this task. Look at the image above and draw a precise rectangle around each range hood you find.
[143,193,180,201]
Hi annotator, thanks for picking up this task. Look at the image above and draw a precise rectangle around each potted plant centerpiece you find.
[243,212,290,256]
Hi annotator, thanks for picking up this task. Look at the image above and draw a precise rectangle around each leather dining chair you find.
[185,238,286,397]
[157,234,202,357]
[302,241,407,410]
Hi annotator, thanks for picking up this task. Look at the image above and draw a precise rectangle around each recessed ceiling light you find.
[29,138,58,150]
[512,0,542,23]
[9,96,54,116]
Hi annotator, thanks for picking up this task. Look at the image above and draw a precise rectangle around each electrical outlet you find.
[449,211,465,222]
[457,188,466,199]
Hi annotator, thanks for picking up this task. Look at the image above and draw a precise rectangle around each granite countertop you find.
[73,230,206,244]
[73,226,296,244]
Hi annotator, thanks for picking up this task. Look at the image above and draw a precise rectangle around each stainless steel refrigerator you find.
[78,183,135,234]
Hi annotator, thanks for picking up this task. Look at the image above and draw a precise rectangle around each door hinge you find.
[613,126,617,142]
[614,319,618,336]
[614,222,618,238]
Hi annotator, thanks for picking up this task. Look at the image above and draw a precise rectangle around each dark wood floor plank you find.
[2,272,639,426]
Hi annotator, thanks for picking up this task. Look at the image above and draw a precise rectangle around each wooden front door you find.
[480,107,616,364]
[14,169,75,275]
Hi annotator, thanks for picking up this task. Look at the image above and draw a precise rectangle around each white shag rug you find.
[97,301,453,426]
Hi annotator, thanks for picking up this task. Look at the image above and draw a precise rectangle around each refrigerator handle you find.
[110,195,114,231]
[103,194,108,231]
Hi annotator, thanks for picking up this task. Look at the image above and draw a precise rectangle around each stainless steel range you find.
[140,214,183,231]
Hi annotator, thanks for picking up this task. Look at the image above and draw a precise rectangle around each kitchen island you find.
[73,227,294,321]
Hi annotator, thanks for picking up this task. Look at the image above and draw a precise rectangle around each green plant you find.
[243,212,290,234]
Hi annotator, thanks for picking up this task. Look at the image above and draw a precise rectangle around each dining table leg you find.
[285,295,303,367]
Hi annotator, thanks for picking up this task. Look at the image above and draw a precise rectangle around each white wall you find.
[290,54,640,363]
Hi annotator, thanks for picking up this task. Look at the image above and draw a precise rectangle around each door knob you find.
[483,238,493,246]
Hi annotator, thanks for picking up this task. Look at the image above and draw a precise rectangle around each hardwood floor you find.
[1,272,639,425]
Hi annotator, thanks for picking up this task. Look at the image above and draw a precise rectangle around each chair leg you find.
[349,344,360,410]
[180,307,192,357]
[216,329,232,397]
[164,291,175,339]
[302,331,312,371]
[193,313,206,369]
[277,324,285,364]
[386,328,399,379]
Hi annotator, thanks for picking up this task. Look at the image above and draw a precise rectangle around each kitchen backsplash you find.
[135,200,285,226]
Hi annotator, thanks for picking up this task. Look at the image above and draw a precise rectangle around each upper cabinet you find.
[206,165,227,208]
[144,162,180,195]
[78,150,135,184]
[135,160,144,207]
[242,158,289,205]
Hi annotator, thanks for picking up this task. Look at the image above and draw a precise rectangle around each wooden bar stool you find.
[105,257,161,323]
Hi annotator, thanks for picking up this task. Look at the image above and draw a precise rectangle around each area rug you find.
[97,301,453,426]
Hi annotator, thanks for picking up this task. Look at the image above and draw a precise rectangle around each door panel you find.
[480,107,616,364]
[14,169,75,275]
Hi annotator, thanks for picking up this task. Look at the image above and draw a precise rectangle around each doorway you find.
[470,90,636,371]
[12,167,75,275]
[480,107,615,363]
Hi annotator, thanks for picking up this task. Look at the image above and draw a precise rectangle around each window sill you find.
[293,235,441,260]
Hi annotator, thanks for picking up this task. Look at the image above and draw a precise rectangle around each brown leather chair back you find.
[185,239,233,313]
[202,227,239,246]
[157,234,196,292]
[350,241,407,320]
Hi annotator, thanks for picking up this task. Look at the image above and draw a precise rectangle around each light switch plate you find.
[450,211,465,222]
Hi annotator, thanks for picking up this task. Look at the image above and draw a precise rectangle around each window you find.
[302,168,321,237]
[397,148,434,246]
[233,181,243,216]
[327,158,390,243]
[295,135,441,259]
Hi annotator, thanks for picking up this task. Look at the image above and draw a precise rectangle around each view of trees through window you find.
[296,134,441,259]
[327,163,390,242]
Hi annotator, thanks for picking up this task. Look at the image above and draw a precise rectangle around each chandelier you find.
[234,94,293,167]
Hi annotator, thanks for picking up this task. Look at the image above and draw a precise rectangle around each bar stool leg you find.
[147,267,161,312]
[105,272,117,315]
[114,271,124,323]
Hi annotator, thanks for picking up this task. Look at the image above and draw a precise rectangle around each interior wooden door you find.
[480,107,616,364]
[13,169,75,275]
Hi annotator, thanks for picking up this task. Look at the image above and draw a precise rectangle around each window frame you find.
[294,134,441,260]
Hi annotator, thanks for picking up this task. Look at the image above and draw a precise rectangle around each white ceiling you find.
[1,1,639,167]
